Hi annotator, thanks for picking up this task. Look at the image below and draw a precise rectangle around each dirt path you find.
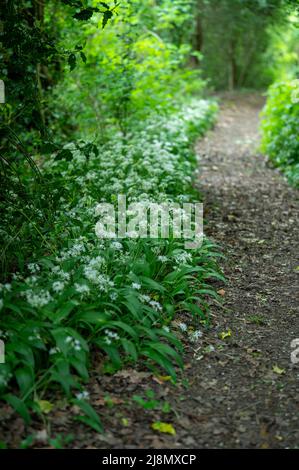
[183,93,299,448]
[1,94,298,449]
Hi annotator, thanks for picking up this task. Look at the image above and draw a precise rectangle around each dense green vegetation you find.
[261,80,299,186]
[0,0,298,435]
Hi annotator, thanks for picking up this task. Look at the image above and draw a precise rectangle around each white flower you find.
[49,347,60,355]
[110,292,118,301]
[65,336,73,344]
[110,241,123,251]
[28,263,40,274]
[158,256,168,263]
[149,300,162,312]
[178,322,188,332]
[75,390,89,400]
[75,283,90,295]
[131,283,141,290]
[139,294,151,303]
[189,330,203,343]
[25,289,52,308]
[74,339,82,351]
[104,330,120,340]
[52,281,65,293]
[174,252,192,265]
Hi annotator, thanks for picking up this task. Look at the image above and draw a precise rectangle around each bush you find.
[260,80,299,186]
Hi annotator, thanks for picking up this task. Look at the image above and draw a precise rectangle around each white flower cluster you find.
[139,294,162,312]
[65,336,82,351]
[104,329,120,345]
[24,289,52,308]
[174,251,192,265]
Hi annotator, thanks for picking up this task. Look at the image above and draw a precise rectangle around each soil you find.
[1,93,298,449]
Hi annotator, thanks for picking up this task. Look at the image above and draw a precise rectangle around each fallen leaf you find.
[217,289,226,297]
[219,329,232,340]
[272,365,285,375]
[35,400,53,414]
[114,369,151,383]
[153,375,172,384]
[151,421,176,436]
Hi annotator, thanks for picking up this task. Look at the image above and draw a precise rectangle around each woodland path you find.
[2,94,298,449]
[185,93,299,448]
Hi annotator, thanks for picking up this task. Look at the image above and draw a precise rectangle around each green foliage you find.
[261,80,299,186]
[196,0,292,90]
[49,0,205,140]
[0,95,219,431]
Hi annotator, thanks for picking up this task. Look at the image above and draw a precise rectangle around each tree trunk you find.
[228,39,237,91]
[191,1,204,67]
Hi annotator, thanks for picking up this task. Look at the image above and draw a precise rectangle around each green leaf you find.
[121,338,138,362]
[102,10,113,28]
[109,321,138,340]
[139,276,165,292]
[150,342,183,368]
[55,149,73,161]
[80,51,87,63]
[69,356,89,381]
[4,394,31,424]
[73,400,103,433]
[15,366,34,397]
[73,8,97,21]
[99,344,122,368]
[75,311,110,325]
[142,347,176,380]
[68,53,77,71]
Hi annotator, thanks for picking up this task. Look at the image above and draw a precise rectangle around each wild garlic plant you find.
[0,100,223,427]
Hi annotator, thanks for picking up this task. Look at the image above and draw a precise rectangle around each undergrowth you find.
[0,100,222,431]
[261,80,299,187]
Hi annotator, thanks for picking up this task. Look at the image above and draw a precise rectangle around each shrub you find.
[260,80,299,186]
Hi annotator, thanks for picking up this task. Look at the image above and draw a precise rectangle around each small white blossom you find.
[75,283,90,295]
[131,283,141,290]
[75,390,90,400]
[110,241,123,251]
[28,263,40,274]
[178,322,188,332]
[52,281,65,293]
[25,289,52,308]
[189,330,203,343]
[149,300,162,312]
[49,347,60,355]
